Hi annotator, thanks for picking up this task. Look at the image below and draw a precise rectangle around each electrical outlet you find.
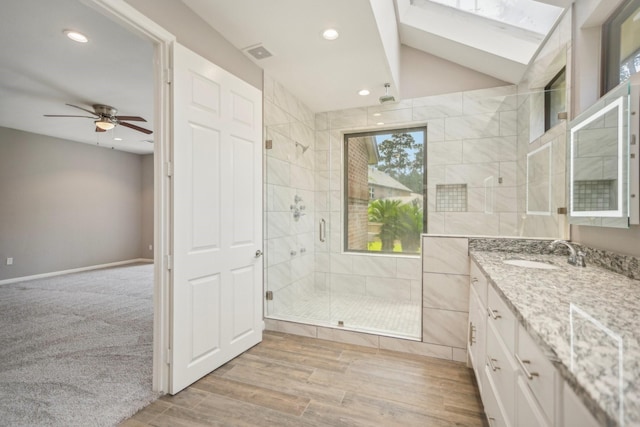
[149,245,153,251]
[6,257,13,266]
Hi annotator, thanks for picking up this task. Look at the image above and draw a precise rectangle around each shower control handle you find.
[255,250,263,258]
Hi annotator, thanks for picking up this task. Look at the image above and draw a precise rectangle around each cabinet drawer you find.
[486,321,516,426]
[516,324,556,424]
[470,259,487,306]
[487,285,516,353]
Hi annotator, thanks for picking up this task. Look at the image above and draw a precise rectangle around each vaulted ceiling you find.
[0,0,571,153]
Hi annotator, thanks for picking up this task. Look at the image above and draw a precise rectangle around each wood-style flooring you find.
[120,331,487,426]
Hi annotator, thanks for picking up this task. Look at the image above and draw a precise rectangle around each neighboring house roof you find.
[368,168,412,193]
[387,193,424,206]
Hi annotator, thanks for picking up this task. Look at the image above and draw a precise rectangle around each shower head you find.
[295,141,309,153]
[379,83,395,104]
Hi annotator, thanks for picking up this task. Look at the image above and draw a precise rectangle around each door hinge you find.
[165,161,173,177]
[166,254,173,270]
[265,290,273,300]
[165,348,172,365]
[265,139,273,150]
[164,68,172,85]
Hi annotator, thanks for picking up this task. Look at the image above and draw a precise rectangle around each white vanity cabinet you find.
[468,256,601,427]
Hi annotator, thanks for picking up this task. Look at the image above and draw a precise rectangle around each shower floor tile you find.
[269,291,422,340]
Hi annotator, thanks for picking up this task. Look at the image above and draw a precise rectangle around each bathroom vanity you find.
[467,249,640,426]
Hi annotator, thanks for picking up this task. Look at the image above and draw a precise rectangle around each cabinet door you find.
[483,364,509,427]
[468,287,486,393]
[516,324,557,423]
[563,383,600,427]
[516,376,551,427]
[486,321,517,426]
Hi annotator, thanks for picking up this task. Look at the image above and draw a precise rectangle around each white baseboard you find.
[0,258,154,286]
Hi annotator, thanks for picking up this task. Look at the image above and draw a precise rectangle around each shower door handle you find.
[255,250,263,258]
[319,219,326,242]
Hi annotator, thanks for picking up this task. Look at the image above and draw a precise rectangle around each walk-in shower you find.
[263,77,423,340]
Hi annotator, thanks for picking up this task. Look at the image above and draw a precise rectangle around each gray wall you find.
[0,127,149,280]
[400,45,508,99]
[124,0,263,90]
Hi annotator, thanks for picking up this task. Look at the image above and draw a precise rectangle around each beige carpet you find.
[0,263,158,426]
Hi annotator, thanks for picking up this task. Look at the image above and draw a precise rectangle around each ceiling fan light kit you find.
[44,103,152,135]
[95,119,115,131]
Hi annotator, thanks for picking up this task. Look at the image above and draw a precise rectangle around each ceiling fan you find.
[44,103,153,135]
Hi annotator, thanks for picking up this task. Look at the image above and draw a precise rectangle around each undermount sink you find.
[502,259,560,270]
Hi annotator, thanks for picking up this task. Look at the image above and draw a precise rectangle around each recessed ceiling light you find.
[114,137,123,141]
[373,113,381,117]
[322,28,339,40]
[377,122,385,125]
[358,89,370,96]
[64,30,88,43]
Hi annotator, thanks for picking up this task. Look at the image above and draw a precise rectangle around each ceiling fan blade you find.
[115,115,147,122]
[66,103,98,116]
[119,121,153,134]
[95,126,107,133]
[44,114,95,118]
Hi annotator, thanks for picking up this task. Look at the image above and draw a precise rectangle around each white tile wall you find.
[423,308,468,349]
[422,237,469,275]
[421,236,470,357]
[422,273,470,311]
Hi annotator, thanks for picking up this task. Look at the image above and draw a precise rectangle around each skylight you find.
[398,0,567,83]
[427,0,563,35]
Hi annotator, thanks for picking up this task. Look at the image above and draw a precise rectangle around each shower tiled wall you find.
[264,75,316,315]
[316,84,520,238]
[314,85,520,343]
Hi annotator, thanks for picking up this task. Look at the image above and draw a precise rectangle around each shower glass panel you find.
[263,110,331,326]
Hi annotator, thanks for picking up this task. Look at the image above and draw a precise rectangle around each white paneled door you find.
[170,44,263,394]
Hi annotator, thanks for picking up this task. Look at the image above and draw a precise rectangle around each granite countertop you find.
[470,250,640,427]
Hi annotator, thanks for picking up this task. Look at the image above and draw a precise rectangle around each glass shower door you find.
[263,114,331,326]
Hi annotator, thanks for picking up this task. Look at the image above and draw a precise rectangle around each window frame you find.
[602,0,640,94]
[343,125,427,255]
[544,66,566,132]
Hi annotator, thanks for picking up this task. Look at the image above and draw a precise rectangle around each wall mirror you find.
[568,81,633,228]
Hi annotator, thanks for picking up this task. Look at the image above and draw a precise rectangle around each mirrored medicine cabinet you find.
[567,77,639,228]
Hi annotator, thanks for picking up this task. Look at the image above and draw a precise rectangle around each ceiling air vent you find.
[245,45,272,60]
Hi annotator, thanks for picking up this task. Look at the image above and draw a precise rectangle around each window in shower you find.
[344,126,427,254]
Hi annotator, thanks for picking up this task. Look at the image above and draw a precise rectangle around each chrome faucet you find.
[549,240,586,267]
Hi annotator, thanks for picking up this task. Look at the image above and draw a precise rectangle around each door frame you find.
[86,0,175,392]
